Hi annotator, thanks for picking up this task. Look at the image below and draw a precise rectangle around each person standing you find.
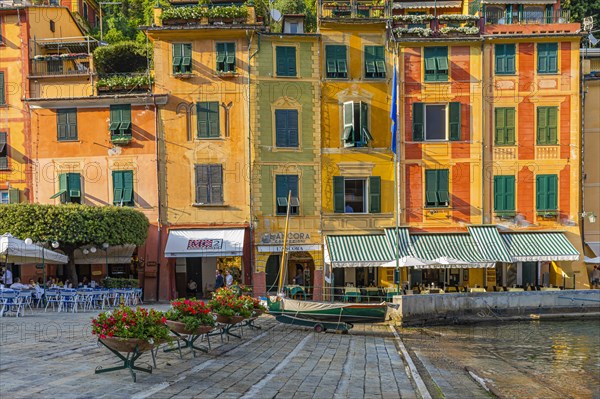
[215,269,224,290]
[187,279,198,298]
[592,265,600,289]
[1,267,13,286]
[225,270,233,288]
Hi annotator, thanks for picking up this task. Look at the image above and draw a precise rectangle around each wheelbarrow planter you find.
[95,337,154,382]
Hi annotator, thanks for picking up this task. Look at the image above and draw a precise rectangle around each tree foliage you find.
[93,41,150,74]
[0,204,149,248]
[562,0,600,24]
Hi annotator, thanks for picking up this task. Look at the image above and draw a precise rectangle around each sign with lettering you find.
[187,239,223,250]
[261,232,311,245]
[257,244,321,253]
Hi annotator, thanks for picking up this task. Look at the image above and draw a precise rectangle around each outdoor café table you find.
[285,285,306,299]
[363,287,380,302]
[508,287,524,292]
[469,287,486,293]
[421,289,445,294]
[541,287,561,291]
[343,287,361,302]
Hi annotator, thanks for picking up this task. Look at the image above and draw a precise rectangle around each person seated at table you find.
[90,279,97,288]
[10,278,31,290]
[80,277,89,287]
[187,279,198,298]
[37,278,43,285]
[63,279,73,289]
[28,278,37,287]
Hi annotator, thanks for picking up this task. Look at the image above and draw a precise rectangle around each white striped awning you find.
[468,225,513,263]
[483,0,555,4]
[384,228,415,258]
[501,232,580,262]
[410,233,494,268]
[325,235,394,268]
[393,1,462,9]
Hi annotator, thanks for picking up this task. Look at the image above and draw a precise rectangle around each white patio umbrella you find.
[429,256,471,267]
[0,233,68,264]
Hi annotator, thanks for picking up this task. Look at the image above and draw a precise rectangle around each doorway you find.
[186,258,203,298]
[265,255,280,294]
[522,261,537,287]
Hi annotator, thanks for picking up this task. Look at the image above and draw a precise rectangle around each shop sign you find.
[257,244,321,253]
[261,232,311,245]
[187,239,223,250]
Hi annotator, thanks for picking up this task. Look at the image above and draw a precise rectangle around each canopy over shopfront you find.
[468,226,513,263]
[0,233,68,264]
[584,242,600,263]
[325,235,393,268]
[164,229,245,258]
[408,233,495,268]
[501,232,580,262]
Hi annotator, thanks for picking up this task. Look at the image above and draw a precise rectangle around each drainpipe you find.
[153,94,162,302]
[481,38,486,225]
[580,42,586,244]
[248,31,260,287]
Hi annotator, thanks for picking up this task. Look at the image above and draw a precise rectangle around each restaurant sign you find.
[261,232,311,245]
[187,239,223,250]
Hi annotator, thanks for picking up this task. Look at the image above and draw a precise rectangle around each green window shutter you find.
[181,43,192,72]
[119,105,131,135]
[425,170,438,206]
[195,165,209,204]
[343,102,354,146]
[505,175,515,211]
[67,173,81,198]
[369,176,381,213]
[8,188,19,204]
[275,110,287,147]
[495,108,506,145]
[424,48,436,81]
[437,169,449,205]
[288,175,298,197]
[59,173,67,191]
[276,175,288,200]
[547,106,558,144]
[506,108,515,145]
[226,43,236,68]
[537,107,548,145]
[172,44,182,73]
[547,43,558,73]
[197,102,208,138]
[412,103,424,141]
[360,102,372,143]
[288,110,298,148]
[547,174,557,210]
[495,44,506,74]
[0,72,4,105]
[109,105,122,132]
[113,171,123,204]
[57,110,69,141]
[333,176,345,213]
[67,109,78,140]
[122,171,134,205]
[449,102,461,141]
[208,165,223,204]
[276,47,287,76]
[287,47,296,76]
[216,43,226,71]
[208,101,220,137]
[536,175,547,211]
[493,175,505,211]
[506,44,516,74]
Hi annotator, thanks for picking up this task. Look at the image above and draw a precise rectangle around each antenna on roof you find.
[270,8,282,22]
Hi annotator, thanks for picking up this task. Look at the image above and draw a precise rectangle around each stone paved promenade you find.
[0,305,419,399]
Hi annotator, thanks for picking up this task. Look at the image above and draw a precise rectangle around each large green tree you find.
[562,0,600,25]
[0,204,149,285]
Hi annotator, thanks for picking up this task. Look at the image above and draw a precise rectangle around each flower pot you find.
[166,320,213,335]
[253,309,264,317]
[215,314,245,324]
[100,337,154,353]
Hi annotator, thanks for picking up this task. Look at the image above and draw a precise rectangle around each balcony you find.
[160,4,258,26]
[482,9,579,35]
[30,54,92,77]
[96,73,153,94]
[392,14,481,39]
[321,0,390,20]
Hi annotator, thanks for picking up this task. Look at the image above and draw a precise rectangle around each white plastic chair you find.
[44,289,61,312]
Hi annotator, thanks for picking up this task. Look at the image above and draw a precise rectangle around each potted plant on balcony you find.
[165,298,215,335]
[208,5,248,24]
[208,287,252,324]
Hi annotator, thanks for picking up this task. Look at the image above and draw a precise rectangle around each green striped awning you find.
[468,225,513,263]
[501,232,580,262]
[325,235,394,268]
[410,233,494,268]
[384,228,415,258]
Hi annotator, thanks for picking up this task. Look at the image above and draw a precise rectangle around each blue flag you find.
[390,65,398,155]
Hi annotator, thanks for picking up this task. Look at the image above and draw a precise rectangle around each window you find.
[173,43,192,74]
[364,46,386,79]
[408,11,426,28]
[537,43,558,74]
[333,176,380,214]
[425,169,449,207]
[195,164,223,204]
[57,109,78,141]
[494,107,515,145]
[216,42,235,73]
[494,175,515,212]
[424,47,448,82]
[536,106,558,145]
[196,102,220,138]
[112,171,134,206]
[0,72,5,105]
[0,188,18,204]
[49,20,55,33]
[83,3,88,20]
[536,174,557,211]
[342,101,373,148]
[495,44,515,74]
[0,191,8,204]
[276,46,296,77]
[412,102,461,141]
[289,23,298,33]
[50,173,81,204]
[109,105,132,141]
[0,132,7,170]
[275,109,298,148]
[276,175,299,215]
[325,45,348,79]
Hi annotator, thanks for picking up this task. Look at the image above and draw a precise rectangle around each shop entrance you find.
[265,255,280,294]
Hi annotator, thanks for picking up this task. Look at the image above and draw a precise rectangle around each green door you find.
[522,262,537,287]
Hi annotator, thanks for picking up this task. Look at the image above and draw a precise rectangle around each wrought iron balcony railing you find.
[321,0,390,19]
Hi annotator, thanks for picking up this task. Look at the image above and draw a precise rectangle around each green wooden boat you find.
[268,298,388,324]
